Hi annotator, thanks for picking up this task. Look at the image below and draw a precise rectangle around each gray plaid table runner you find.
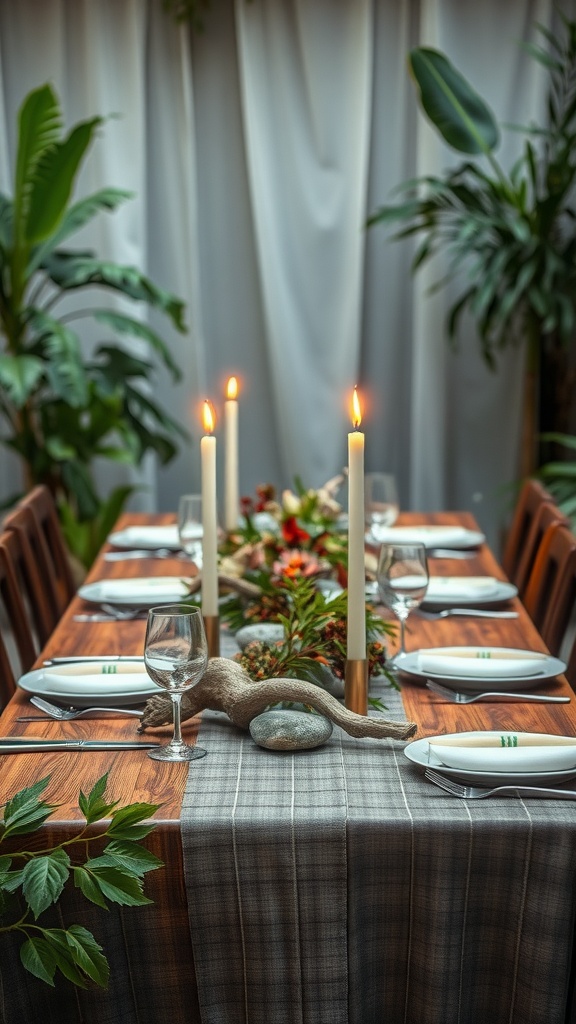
[181,676,576,1024]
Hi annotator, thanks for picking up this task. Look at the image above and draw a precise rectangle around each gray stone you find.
[249,709,333,751]
[235,623,284,650]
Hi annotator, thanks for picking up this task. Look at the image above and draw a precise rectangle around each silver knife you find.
[43,656,144,665]
[0,737,158,752]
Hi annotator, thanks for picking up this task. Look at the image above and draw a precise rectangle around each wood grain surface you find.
[0,509,573,824]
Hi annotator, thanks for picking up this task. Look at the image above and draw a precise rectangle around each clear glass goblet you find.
[376,542,429,660]
[365,473,400,539]
[144,603,208,762]
[178,494,203,565]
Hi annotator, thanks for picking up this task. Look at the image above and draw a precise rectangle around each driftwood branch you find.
[139,657,416,741]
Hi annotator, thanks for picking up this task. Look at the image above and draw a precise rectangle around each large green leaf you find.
[0,354,44,406]
[26,117,102,245]
[409,48,499,155]
[95,311,182,379]
[28,312,88,406]
[14,84,61,234]
[21,849,71,918]
[43,252,187,330]
[29,188,133,274]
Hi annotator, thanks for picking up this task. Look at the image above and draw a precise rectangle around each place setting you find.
[404,730,576,790]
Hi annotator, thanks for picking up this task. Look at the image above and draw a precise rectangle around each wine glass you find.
[376,542,429,660]
[144,604,209,762]
[178,494,203,564]
[365,473,399,539]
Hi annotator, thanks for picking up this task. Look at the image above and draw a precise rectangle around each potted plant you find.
[0,83,188,568]
[367,13,576,476]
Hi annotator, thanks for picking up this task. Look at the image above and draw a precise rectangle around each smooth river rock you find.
[249,709,333,751]
[235,623,285,650]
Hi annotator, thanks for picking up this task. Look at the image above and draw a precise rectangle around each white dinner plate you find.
[395,647,566,691]
[421,577,518,609]
[404,735,576,786]
[108,525,186,550]
[78,576,194,608]
[17,662,158,707]
[366,525,485,550]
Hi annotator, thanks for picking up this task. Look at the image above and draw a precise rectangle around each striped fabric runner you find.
[181,679,576,1024]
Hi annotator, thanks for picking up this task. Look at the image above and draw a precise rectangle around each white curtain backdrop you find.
[0,0,572,551]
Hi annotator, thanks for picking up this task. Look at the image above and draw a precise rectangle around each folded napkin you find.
[429,731,576,773]
[417,647,547,678]
[44,661,153,694]
[115,525,184,547]
[370,525,476,548]
[425,576,500,601]
[97,577,191,601]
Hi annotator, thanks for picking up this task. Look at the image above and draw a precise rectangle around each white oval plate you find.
[405,735,576,786]
[366,525,485,550]
[18,663,158,707]
[78,577,194,608]
[421,577,517,609]
[108,525,187,550]
[395,647,566,691]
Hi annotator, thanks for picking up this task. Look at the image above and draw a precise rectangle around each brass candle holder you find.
[204,615,220,658]
[345,659,368,716]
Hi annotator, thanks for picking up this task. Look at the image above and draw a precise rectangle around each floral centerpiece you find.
[219,475,349,584]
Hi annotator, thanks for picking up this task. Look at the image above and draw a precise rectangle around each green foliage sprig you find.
[0,772,162,989]
[231,576,397,709]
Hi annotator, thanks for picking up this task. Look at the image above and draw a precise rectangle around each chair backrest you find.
[501,479,553,584]
[3,485,76,621]
[0,512,57,646]
[523,523,576,641]
[512,499,568,599]
[0,529,39,708]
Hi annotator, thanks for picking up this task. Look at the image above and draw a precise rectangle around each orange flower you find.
[272,549,321,579]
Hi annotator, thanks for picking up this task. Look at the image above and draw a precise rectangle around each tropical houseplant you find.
[0,83,188,567]
[367,13,576,475]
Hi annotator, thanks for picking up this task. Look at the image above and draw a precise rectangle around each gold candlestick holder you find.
[204,615,220,658]
[345,659,368,716]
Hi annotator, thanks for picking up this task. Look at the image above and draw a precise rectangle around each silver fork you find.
[425,680,570,704]
[418,608,518,619]
[424,768,576,800]
[104,549,187,561]
[16,696,144,720]
[74,606,148,622]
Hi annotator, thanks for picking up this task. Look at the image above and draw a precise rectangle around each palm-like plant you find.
[368,14,576,472]
[0,83,187,566]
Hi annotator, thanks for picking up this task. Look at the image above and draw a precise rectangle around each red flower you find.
[282,516,310,546]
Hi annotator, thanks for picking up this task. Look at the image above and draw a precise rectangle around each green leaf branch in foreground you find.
[0,772,162,989]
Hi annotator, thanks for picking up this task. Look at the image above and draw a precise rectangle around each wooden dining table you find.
[1,509,576,1024]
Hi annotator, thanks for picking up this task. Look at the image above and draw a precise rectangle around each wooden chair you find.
[511,499,568,599]
[0,514,57,647]
[501,479,554,584]
[3,485,76,626]
[523,523,576,641]
[0,529,39,708]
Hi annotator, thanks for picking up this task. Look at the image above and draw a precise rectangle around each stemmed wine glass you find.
[365,473,399,539]
[144,604,208,762]
[376,542,429,661]
[178,494,203,565]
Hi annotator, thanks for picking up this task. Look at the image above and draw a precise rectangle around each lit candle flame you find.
[226,376,238,400]
[203,399,216,434]
[351,386,362,430]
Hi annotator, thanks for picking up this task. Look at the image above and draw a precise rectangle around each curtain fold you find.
[0,0,563,550]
